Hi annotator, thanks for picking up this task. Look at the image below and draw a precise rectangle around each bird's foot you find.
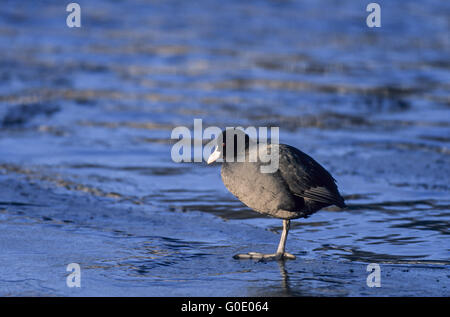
[233,252,296,261]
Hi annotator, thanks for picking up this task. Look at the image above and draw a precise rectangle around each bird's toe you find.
[233,252,296,261]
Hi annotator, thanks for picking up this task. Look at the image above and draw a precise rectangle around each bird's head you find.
[207,128,251,164]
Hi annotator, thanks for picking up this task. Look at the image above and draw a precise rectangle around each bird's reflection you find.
[253,258,296,296]
[276,259,293,296]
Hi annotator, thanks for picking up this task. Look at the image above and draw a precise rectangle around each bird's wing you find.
[276,144,346,208]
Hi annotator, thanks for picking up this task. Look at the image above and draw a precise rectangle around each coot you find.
[207,128,346,260]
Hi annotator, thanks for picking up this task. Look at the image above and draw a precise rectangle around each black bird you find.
[207,128,346,260]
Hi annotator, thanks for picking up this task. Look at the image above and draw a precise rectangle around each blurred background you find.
[0,0,448,296]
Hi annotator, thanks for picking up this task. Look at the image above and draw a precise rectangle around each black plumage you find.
[207,129,346,260]
[276,144,346,216]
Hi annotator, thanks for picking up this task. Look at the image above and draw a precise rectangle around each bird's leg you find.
[233,219,296,261]
[275,219,296,259]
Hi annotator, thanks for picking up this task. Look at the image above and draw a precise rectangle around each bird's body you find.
[221,143,345,220]
[207,129,346,261]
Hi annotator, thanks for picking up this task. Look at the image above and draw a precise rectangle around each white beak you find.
[207,145,222,164]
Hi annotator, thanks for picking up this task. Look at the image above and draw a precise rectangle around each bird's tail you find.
[335,195,347,209]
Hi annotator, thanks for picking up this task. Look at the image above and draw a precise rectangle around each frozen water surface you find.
[0,0,448,296]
